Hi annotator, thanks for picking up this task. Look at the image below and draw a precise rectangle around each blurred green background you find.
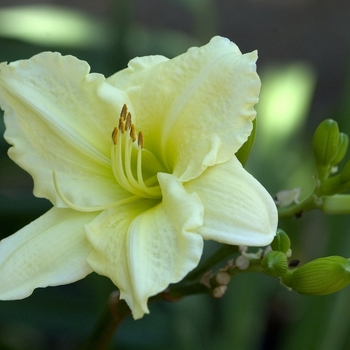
[1,0,350,349]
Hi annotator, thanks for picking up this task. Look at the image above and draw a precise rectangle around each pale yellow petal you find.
[185,157,278,246]
[86,174,204,319]
[85,200,154,318]
[0,207,97,299]
[128,173,204,318]
[0,52,130,207]
[107,55,169,92]
[109,36,260,181]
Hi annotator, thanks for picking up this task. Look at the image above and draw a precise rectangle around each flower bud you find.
[340,160,350,187]
[312,119,339,168]
[235,255,250,270]
[261,251,288,277]
[270,229,291,254]
[331,132,349,167]
[282,256,350,295]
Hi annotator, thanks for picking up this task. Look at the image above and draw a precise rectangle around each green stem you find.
[321,195,350,214]
[183,244,239,282]
[81,291,131,350]
[81,283,209,350]
[82,245,238,349]
[278,192,319,218]
[229,260,264,276]
[319,174,342,195]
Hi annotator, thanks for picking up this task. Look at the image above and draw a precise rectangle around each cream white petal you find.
[85,201,150,318]
[0,208,97,299]
[0,52,130,207]
[185,157,278,246]
[86,174,204,319]
[107,36,260,181]
[107,55,169,93]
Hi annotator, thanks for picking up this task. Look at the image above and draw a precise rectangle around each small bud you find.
[270,229,291,254]
[312,119,339,168]
[331,132,349,167]
[282,256,350,295]
[212,285,228,298]
[235,255,250,270]
[261,251,288,277]
[215,272,231,286]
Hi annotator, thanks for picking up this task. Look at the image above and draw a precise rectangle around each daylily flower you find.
[0,36,277,319]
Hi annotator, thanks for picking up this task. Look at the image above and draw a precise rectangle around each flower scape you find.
[0,36,277,319]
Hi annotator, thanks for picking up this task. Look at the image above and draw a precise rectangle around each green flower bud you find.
[270,229,291,254]
[331,132,349,167]
[340,160,350,187]
[282,256,350,295]
[312,119,339,168]
[261,251,288,277]
[236,119,256,166]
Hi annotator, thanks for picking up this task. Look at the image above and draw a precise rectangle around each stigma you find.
[111,105,162,199]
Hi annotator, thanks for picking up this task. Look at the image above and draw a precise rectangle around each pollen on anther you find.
[138,131,144,148]
[126,112,132,131]
[130,124,137,142]
[118,117,125,133]
[120,104,127,119]
[112,127,118,145]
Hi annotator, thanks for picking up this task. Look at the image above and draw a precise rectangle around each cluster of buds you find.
[311,119,350,197]
[312,119,349,181]
[308,119,350,216]
[201,230,350,298]
[261,230,350,295]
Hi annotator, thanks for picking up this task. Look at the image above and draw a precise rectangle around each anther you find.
[130,124,137,142]
[126,112,132,131]
[138,131,144,148]
[110,104,162,199]
[120,104,127,119]
[112,127,118,145]
[118,117,125,133]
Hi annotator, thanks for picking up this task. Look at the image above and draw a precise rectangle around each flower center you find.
[110,104,162,199]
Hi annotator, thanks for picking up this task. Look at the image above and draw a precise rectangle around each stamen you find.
[125,112,132,130]
[136,133,162,197]
[124,126,142,192]
[138,131,144,148]
[114,128,143,195]
[110,105,162,199]
[53,172,139,212]
[112,127,118,145]
[119,117,125,133]
[130,124,136,142]
[120,104,127,119]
